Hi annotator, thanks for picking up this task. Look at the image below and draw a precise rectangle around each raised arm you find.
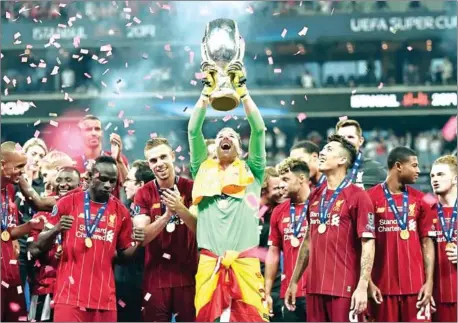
[18,176,56,212]
[188,96,209,178]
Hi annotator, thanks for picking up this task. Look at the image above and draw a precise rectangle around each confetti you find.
[195,72,205,80]
[280,100,285,106]
[118,299,126,308]
[1,281,9,288]
[33,130,40,138]
[6,11,11,19]
[407,46,413,51]
[281,29,287,38]
[3,76,10,84]
[15,143,22,151]
[10,302,21,312]
[441,116,457,142]
[14,32,21,39]
[100,44,112,52]
[164,44,171,52]
[246,6,254,14]
[133,17,141,24]
[223,115,232,122]
[9,259,17,265]
[351,89,357,95]
[128,130,135,135]
[297,113,307,123]
[175,146,182,153]
[84,73,92,79]
[190,80,197,86]
[123,119,130,128]
[291,100,295,105]
[50,120,58,127]
[51,66,59,75]
[155,94,164,99]
[389,26,397,34]
[80,49,89,55]
[162,253,171,260]
[377,82,384,89]
[144,293,152,301]
[18,317,27,322]
[118,110,124,119]
[150,133,158,138]
[189,51,195,64]
[17,285,23,294]
[268,57,274,65]
[104,122,112,131]
[44,266,54,273]
[33,120,41,126]
[178,156,185,161]
[41,77,48,83]
[298,26,308,36]
[339,116,348,121]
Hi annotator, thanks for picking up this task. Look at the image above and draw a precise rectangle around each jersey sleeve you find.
[133,186,150,215]
[418,198,437,238]
[268,206,283,249]
[52,194,73,220]
[117,204,134,250]
[352,190,375,239]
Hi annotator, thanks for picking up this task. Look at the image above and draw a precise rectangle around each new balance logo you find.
[331,214,340,226]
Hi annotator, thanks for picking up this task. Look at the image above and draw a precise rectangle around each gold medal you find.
[317,223,327,234]
[1,230,10,242]
[85,237,93,248]
[446,242,456,250]
[400,230,410,240]
[290,237,300,248]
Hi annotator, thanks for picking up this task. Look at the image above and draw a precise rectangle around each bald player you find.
[1,142,45,321]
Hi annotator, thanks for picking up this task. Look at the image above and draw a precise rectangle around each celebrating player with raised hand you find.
[265,158,311,322]
[367,147,436,322]
[133,138,197,322]
[188,60,269,322]
[36,156,143,322]
[430,155,457,322]
[285,135,376,322]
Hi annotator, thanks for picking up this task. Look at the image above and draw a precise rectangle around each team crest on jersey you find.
[51,205,58,217]
[152,203,161,209]
[108,214,116,227]
[376,207,385,213]
[333,200,344,212]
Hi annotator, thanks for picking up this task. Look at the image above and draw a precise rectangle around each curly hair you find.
[327,134,357,169]
[277,157,310,177]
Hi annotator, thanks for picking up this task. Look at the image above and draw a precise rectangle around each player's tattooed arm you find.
[18,176,56,212]
[358,238,375,288]
[290,229,310,285]
[417,237,435,308]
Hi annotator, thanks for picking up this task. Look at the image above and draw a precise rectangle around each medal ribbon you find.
[1,190,8,231]
[348,151,363,183]
[84,191,107,239]
[316,174,326,188]
[290,201,309,237]
[382,183,408,231]
[319,179,349,225]
[437,200,457,243]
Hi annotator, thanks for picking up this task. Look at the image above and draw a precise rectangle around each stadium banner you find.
[1,10,456,49]
[2,88,456,123]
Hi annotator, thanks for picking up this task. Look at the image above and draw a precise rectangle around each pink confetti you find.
[1,281,9,288]
[6,11,11,19]
[195,72,205,80]
[246,6,254,14]
[128,130,135,135]
[297,113,307,123]
[18,316,27,322]
[189,51,195,64]
[223,115,232,122]
[50,120,58,127]
[162,253,171,260]
[144,293,152,301]
[9,259,17,265]
[377,82,384,89]
[164,44,171,52]
[245,194,259,209]
[407,46,413,51]
[123,119,130,128]
[15,143,23,151]
[118,110,124,119]
[9,302,20,312]
[118,299,126,308]
[17,285,23,294]
[422,193,437,205]
[3,76,10,84]
[14,32,21,39]
[100,44,112,52]
[268,57,274,65]
[442,116,457,142]
[44,266,54,273]
[274,68,282,74]
[298,26,308,36]
[190,80,197,86]
[73,36,80,48]
[33,120,41,126]
[339,116,348,121]
[175,146,182,153]
[33,130,40,138]
[84,73,92,79]
[281,29,287,38]
[150,133,158,138]
[178,156,185,161]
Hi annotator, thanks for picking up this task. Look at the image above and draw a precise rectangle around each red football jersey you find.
[29,211,60,296]
[268,200,308,298]
[133,177,198,290]
[0,184,21,286]
[367,184,435,295]
[432,204,457,303]
[73,151,129,199]
[306,183,375,298]
[52,191,133,310]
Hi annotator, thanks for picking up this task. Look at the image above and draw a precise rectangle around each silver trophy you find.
[201,18,245,111]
